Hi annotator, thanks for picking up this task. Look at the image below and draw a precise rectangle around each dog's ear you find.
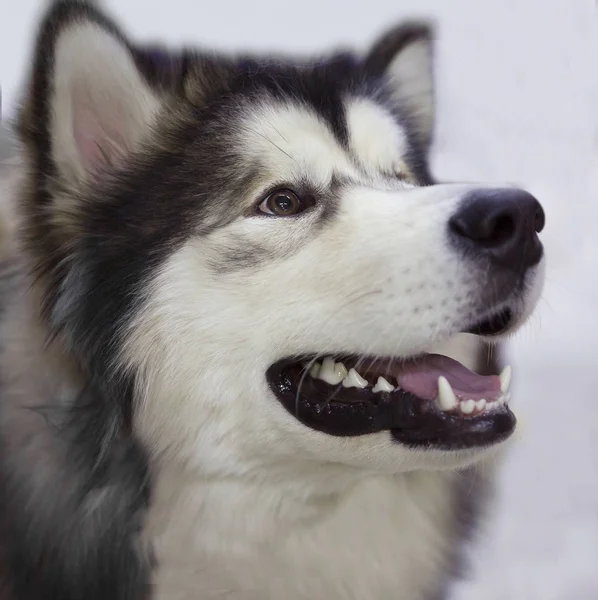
[365,22,435,150]
[19,1,166,185]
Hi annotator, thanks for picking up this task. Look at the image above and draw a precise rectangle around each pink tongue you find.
[396,354,501,401]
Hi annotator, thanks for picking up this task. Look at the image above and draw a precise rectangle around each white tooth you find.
[460,399,475,415]
[317,357,336,383]
[475,399,486,412]
[372,376,395,393]
[335,362,348,380]
[437,376,458,411]
[309,362,321,378]
[317,357,346,385]
[342,368,368,389]
[499,365,512,393]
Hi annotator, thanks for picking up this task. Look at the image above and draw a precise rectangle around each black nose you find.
[449,188,545,270]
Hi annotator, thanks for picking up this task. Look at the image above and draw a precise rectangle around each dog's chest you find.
[145,472,458,600]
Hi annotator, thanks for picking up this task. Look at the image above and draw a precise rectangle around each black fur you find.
[0,384,152,600]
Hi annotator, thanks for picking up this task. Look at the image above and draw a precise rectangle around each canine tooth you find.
[499,365,512,393]
[475,399,486,412]
[342,368,368,389]
[460,399,475,415]
[437,376,458,411]
[372,376,394,393]
[309,362,321,378]
[317,357,347,385]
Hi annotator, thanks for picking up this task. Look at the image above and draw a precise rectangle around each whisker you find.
[250,128,295,162]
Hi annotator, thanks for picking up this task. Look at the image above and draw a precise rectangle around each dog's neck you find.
[146,459,377,537]
[143,459,469,600]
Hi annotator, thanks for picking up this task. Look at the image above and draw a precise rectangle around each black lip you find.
[466,308,513,337]
[266,357,516,451]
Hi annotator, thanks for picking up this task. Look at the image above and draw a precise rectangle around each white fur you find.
[346,98,410,176]
[144,468,461,600]
[237,101,358,189]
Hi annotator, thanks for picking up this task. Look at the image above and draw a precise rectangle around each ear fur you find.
[19,1,163,185]
[365,22,435,150]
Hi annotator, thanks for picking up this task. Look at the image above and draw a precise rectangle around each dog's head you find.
[18,2,544,481]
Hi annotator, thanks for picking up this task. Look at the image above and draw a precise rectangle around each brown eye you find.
[258,189,304,217]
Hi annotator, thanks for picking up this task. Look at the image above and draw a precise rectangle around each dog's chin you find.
[267,308,518,452]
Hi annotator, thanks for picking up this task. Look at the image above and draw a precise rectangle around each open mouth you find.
[266,310,516,450]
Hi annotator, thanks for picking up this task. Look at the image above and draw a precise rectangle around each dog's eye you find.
[258,189,306,217]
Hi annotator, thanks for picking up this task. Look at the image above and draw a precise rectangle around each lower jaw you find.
[267,362,516,451]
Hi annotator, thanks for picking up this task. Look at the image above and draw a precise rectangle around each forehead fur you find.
[192,54,432,185]
[234,95,415,193]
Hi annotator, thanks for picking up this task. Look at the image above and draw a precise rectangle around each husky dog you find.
[0,2,546,599]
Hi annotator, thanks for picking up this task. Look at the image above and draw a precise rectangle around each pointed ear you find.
[365,22,435,150]
[22,2,163,184]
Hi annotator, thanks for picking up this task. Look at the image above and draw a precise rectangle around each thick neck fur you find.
[145,461,460,600]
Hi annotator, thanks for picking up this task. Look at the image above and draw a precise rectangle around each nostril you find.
[488,213,516,247]
[448,217,469,240]
[449,209,517,247]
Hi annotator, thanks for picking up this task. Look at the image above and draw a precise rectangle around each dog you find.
[0,1,546,599]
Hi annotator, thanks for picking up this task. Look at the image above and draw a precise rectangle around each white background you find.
[2,1,598,598]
